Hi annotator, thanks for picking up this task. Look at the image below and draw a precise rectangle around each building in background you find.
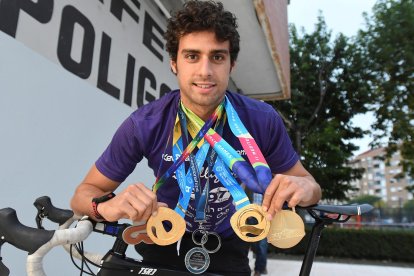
[349,148,414,208]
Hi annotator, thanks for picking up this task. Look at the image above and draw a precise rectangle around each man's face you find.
[171,31,234,119]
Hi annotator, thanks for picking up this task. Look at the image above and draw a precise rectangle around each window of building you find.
[390,160,399,166]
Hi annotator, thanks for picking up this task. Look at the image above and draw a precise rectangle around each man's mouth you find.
[193,83,216,89]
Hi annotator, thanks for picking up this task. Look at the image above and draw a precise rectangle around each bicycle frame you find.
[0,196,373,276]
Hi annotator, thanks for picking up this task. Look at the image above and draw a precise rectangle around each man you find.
[71,1,321,275]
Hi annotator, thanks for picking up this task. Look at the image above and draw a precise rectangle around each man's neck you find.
[188,105,216,121]
[180,100,223,121]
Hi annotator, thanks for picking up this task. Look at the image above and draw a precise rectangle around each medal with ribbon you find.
[145,101,225,246]
[177,103,224,274]
[181,96,272,242]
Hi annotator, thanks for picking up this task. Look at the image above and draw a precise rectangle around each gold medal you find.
[267,209,305,248]
[146,207,186,246]
[230,204,270,242]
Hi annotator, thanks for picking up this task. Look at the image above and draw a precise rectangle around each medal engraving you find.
[146,207,186,246]
[230,204,270,242]
[267,209,305,248]
[185,247,210,274]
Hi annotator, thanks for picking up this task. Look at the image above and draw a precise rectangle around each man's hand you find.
[97,183,166,222]
[261,161,321,220]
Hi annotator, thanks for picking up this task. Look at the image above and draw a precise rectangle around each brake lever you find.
[33,196,74,229]
[0,241,10,276]
[0,258,10,276]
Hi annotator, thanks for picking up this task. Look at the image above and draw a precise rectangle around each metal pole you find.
[299,219,326,276]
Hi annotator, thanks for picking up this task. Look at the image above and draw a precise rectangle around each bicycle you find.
[0,196,373,276]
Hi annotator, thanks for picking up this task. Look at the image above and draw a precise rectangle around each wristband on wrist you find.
[91,192,115,220]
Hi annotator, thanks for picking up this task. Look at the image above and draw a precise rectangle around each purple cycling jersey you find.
[96,90,298,236]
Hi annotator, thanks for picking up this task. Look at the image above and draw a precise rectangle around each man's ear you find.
[170,60,177,75]
[230,61,236,73]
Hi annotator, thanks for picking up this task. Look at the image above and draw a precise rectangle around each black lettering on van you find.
[143,11,164,61]
[57,5,95,79]
[160,83,171,98]
[124,54,136,106]
[97,32,120,99]
[137,66,156,107]
[110,0,140,23]
[0,0,53,37]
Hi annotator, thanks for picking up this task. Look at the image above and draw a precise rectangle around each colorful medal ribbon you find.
[182,96,272,242]
[145,101,224,246]
[181,104,251,211]
[224,98,273,193]
[173,105,221,219]
[153,101,225,213]
[182,96,272,194]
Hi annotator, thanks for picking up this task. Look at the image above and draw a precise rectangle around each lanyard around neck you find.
[183,96,272,194]
[153,100,224,193]
[176,104,223,221]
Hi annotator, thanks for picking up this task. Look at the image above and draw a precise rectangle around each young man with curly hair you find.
[71,1,321,275]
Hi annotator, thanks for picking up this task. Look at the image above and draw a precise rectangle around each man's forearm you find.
[70,183,110,219]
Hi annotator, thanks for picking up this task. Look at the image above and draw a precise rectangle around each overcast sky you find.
[288,0,377,37]
[287,0,378,155]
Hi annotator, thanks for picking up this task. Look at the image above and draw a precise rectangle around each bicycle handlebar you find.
[27,219,93,276]
[0,206,93,276]
[0,208,55,254]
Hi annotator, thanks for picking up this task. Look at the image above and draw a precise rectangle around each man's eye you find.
[213,55,225,61]
[185,54,197,60]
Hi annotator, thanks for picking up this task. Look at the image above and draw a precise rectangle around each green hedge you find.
[269,227,414,263]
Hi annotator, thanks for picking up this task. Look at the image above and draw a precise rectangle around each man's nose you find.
[198,57,213,77]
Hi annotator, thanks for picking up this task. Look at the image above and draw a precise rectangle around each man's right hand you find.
[98,183,165,222]
[71,165,167,223]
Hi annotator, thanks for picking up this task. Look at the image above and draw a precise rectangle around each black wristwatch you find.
[91,192,115,220]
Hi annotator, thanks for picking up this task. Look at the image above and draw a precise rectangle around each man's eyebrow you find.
[210,49,230,55]
[181,49,200,54]
[181,49,229,55]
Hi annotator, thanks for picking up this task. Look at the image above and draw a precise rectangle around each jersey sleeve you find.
[95,116,144,182]
[264,109,299,174]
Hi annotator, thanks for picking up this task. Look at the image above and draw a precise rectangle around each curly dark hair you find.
[164,0,240,64]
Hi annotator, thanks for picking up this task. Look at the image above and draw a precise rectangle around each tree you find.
[406,185,414,195]
[268,15,372,201]
[403,199,414,221]
[358,0,414,177]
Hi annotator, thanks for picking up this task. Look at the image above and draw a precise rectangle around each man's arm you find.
[70,164,160,222]
[262,160,321,220]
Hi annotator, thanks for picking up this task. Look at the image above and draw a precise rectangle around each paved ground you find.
[248,252,414,276]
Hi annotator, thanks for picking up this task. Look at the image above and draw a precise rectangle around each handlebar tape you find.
[34,196,74,225]
[0,208,54,255]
